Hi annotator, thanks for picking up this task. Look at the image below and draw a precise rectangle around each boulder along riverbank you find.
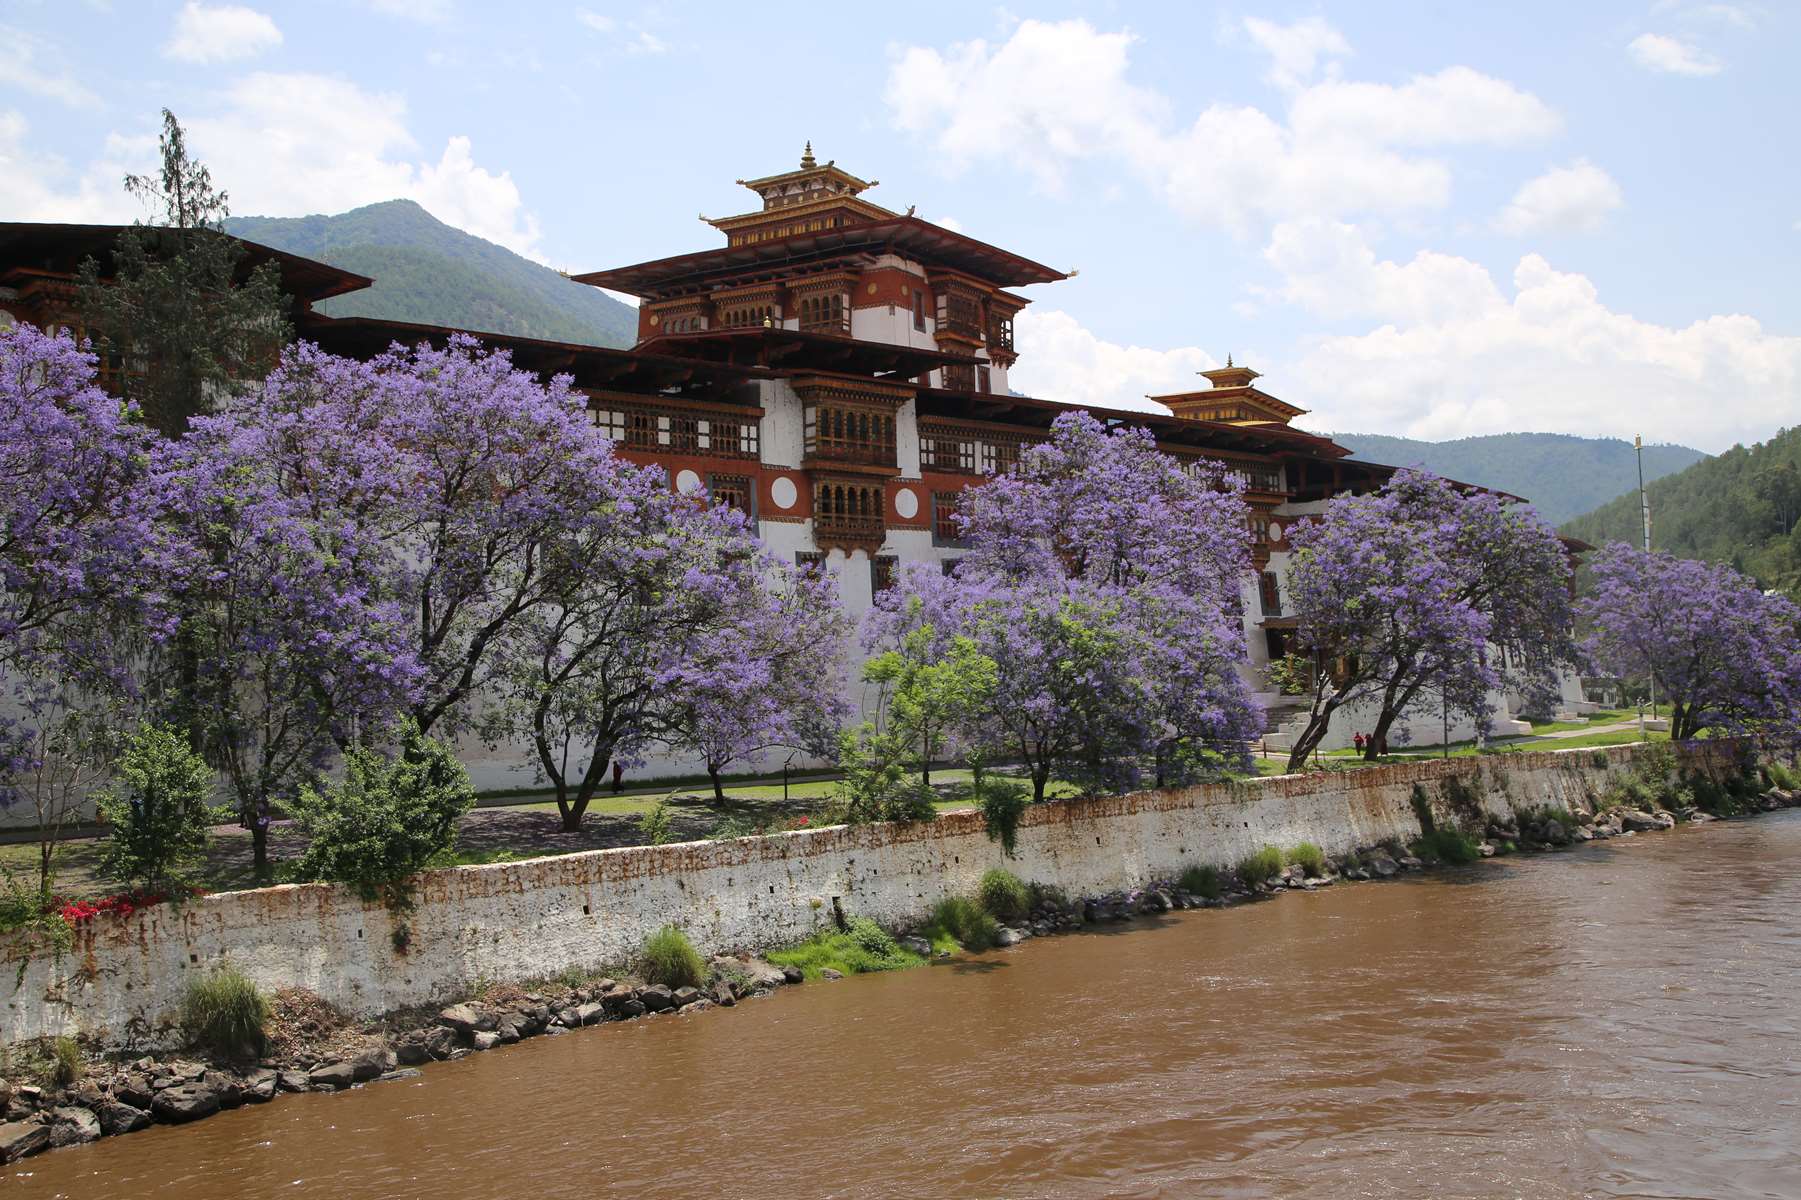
[2,762,1793,1167]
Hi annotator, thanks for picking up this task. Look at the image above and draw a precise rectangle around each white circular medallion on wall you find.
[770,475,799,510]
[1268,522,1284,543]
[893,487,919,520]
[675,469,703,496]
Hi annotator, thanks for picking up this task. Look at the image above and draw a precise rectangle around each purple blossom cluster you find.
[0,326,850,849]
[1282,469,1577,768]
[869,411,1263,800]
[1580,543,1801,743]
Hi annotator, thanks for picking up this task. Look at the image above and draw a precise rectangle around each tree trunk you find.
[559,806,584,834]
[709,764,726,804]
[1032,766,1048,804]
[1285,707,1337,773]
[250,817,270,880]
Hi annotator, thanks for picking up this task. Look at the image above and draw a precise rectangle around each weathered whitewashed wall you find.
[1,743,1686,1050]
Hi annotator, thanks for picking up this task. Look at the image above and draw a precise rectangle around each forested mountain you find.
[1561,426,1801,590]
[224,200,637,348]
[1328,432,1706,525]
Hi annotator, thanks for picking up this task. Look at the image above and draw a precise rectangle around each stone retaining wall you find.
[0,741,1714,1050]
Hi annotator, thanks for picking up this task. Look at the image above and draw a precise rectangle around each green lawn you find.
[1311,724,1667,767]
[0,767,1086,901]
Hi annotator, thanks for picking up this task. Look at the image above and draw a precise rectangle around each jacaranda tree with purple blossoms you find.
[0,325,165,893]
[1580,543,1801,743]
[1281,470,1576,770]
[869,410,1261,802]
[485,481,838,831]
[234,337,618,742]
[149,397,422,877]
[658,556,849,803]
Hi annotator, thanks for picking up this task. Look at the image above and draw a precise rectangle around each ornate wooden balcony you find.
[812,511,887,550]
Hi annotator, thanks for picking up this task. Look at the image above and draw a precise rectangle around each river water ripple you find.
[12,811,1801,1199]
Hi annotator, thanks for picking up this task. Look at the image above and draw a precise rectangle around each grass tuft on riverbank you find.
[919,895,1000,953]
[181,966,272,1057]
[766,917,927,980]
[639,925,707,989]
[1411,828,1481,865]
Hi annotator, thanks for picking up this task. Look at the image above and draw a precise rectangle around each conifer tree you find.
[77,109,289,437]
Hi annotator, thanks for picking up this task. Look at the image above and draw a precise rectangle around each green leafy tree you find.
[1754,461,1801,538]
[861,623,997,788]
[287,722,474,902]
[96,724,218,894]
[824,724,936,826]
[77,108,290,436]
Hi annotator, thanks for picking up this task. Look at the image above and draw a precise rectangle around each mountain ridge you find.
[1327,431,1707,525]
[224,199,637,349]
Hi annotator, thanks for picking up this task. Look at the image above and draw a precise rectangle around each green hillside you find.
[225,200,636,348]
[1561,426,1801,590]
[1329,431,1707,525]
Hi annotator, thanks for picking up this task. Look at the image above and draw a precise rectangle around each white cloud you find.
[576,11,667,55]
[0,72,544,255]
[932,215,964,232]
[1261,224,1800,451]
[887,20,1161,194]
[0,110,139,222]
[1652,1,1754,30]
[1260,219,1503,323]
[1010,309,1212,414]
[1496,159,1624,235]
[181,73,544,258]
[1627,32,1722,76]
[1242,16,1351,89]
[886,19,1559,232]
[1286,67,1558,147]
[367,0,451,20]
[0,24,101,108]
[163,3,283,64]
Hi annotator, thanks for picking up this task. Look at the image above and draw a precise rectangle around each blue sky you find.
[4,0,1796,451]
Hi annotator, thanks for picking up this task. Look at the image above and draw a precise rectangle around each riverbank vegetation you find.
[1237,846,1286,886]
[638,926,707,990]
[765,918,926,980]
[179,967,271,1057]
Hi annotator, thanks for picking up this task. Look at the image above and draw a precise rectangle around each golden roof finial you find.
[1227,353,1234,367]
[801,141,816,169]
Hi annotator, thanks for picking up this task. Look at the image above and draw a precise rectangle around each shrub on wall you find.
[974,772,1031,857]
[287,722,474,904]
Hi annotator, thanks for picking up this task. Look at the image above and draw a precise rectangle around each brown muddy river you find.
[13,811,1801,1199]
